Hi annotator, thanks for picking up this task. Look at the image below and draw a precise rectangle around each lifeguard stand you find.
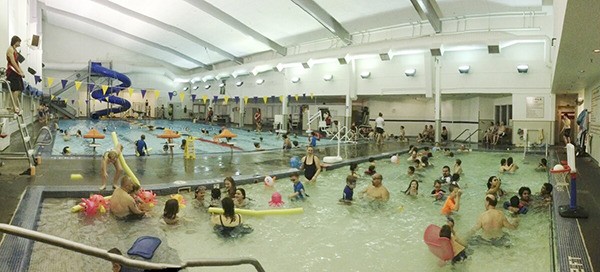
[184,135,196,159]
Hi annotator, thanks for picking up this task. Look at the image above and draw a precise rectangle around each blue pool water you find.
[29,151,552,271]
[49,119,309,156]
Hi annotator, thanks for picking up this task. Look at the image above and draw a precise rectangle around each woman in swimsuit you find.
[211,197,252,238]
[300,146,322,183]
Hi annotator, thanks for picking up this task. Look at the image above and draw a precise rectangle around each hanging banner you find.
[101,85,109,95]
[47,77,54,88]
[154,90,160,99]
[74,81,82,91]
[279,95,284,103]
[141,89,147,98]
[34,75,41,84]
[234,96,240,104]
[310,92,314,99]
[61,79,68,89]
[213,95,218,103]
[253,96,258,104]
[71,99,75,104]
[51,95,55,100]
[295,94,299,101]
[243,96,248,104]
[128,87,134,97]
[179,92,185,103]
[303,93,306,100]
[168,91,174,101]
[202,95,208,104]
[263,96,268,104]
[223,95,229,105]
[191,94,197,102]
[88,83,95,92]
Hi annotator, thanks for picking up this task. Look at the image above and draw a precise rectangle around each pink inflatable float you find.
[423,224,454,262]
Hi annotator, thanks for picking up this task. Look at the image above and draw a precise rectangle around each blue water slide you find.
[90,62,131,119]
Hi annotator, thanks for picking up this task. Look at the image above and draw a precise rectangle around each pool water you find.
[49,119,309,156]
[29,151,552,271]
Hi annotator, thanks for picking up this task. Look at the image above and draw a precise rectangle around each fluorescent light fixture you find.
[173,78,190,83]
[302,62,310,69]
[202,75,214,82]
[404,68,416,77]
[488,45,500,54]
[190,77,201,83]
[430,48,442,56]
[389,49,426,57]
[256,79,265,85]
[235,81,244,87]
[183,87,189,91]
[323,74,333,81]
[219,82,226,88]
[307,58,338,68]
[458,65,470,74]
[442,44,486,52]
[379,53,391,61]
[360,71,371,79]
[517,64,529,73]
[192,86,199,90]
[251,65,273,76]
[232,69,249,78]
[338,58,347,65]
[204,84,211,90]
[215,73,230,80]
[291,77,301,83]
[276,62,303,72]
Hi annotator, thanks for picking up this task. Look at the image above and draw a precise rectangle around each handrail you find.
[0,223,266,272]
[465,129,481,142]
[34,126,53,146]
[452,129,469,142]
[305,110,322,132]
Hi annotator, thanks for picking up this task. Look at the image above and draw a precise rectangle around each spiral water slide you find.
[90,62,131,119]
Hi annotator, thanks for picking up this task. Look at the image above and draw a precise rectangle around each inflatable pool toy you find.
[391,155,399,164]
[213,128,237,141]
[423,224,454,262]
[290,156,301,168]
[83,128,105,140]
[70,174,83,180]
[71,194,110,216]
[157,129,181,139]
[264,176,276,187]
[269,192,284,207]
[137,189,157,208]
[208,207,303,216]
[127,236,162,259]
[111,132,140,186]
[170,194,186,208]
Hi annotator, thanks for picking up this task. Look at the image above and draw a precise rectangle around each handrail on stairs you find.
[452,129,470,142]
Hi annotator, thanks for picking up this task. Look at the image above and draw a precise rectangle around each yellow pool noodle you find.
[111,132,140,186]
[70,174,83,180]
[208,207,304,216]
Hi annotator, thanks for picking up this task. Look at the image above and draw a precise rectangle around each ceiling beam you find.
[90,0,243,64]
[41,4,210,70]
[291,0,352,45]
[410,0,442,33]
[182,0,287,56]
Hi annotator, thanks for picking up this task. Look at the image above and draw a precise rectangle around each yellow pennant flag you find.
[202,95,208,104]
[102,85,109,95]
[310,92,314,99]
[51,95,55,100]
[243,96,249,104]
[154,90,160,99]
[74,81,82,91]
[263,96,268,104]
[128,87,134,97]
[279,95,284,103]
[294,94,299,101]
[179,92,185,103]
[47,77,54,88]
[223,95,229,105]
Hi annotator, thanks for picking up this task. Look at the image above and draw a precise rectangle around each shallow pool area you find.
[49,119,309,156]
[28,151,553,271]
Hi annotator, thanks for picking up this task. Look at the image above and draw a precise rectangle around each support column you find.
[238,97,245,128]
[282,95,289,132]
[434,57,442,143]
[345,94,351,130]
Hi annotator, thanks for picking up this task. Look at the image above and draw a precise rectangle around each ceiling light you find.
[404,68,416,77]
[235,81,244,87]
[517,64,529,73]
[219,82,225,88]
[458,65,470,74]
[323,74,333,81]
[379,53,391,61]
[190,77,201,83]
[291,77,301,83]
[173,78,190,83]
[302,62,310,69]
[430,48,442,56]
[183,87,189,91]
[202,75,214,82]
[192,86,199,90]
[488,45,500,54]
[360,72,371,79]
[338,58,347,65]
[256,79,265,85]
[204,84,211,90]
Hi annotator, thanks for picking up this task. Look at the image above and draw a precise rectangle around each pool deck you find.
[0,123,598,271]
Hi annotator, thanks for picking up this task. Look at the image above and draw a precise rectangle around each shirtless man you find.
[493,122,506,145]
[470,194,518,241]
[100,144,123,190]
[361,173,390,201]
[110,176,147,220]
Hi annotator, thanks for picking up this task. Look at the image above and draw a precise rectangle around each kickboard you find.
[127,236,161,259]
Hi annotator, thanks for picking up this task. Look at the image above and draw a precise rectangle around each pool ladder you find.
[0,77,37,175]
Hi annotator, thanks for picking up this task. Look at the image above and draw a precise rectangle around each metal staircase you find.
[0,77,37,175]
[44,67,89,119]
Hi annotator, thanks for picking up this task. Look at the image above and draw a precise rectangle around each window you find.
[495,105,512,126]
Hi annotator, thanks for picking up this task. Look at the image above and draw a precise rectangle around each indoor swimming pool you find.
[28,151,552,271]
[48,119,309,156]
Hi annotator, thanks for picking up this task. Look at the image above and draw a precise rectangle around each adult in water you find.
[110,176,147,220]
[211,197,252,238]
[5,36,25,114]
[361,173,390,201]
[100,144,123,190]
[300,146,322,183]
[469,194,518,243]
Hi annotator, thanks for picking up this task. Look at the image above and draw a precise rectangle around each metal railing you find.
[465,129,481,142]
[306,110,322,132]
[48,67,89,97]
[452,129,469,142]
[0,223,266,271]
[522,129,548,159]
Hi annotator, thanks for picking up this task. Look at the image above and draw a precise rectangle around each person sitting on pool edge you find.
[110,176,148,220]
[361,173,389,202]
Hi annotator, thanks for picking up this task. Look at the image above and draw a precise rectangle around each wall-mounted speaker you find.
[31,35,40,47]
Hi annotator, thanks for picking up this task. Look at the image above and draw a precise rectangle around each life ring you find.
[208,207,303,216]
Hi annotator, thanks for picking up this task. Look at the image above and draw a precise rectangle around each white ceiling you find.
[41,0,585,91]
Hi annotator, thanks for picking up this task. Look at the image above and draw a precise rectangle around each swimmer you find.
[404,180,419,196]
[223,176,237,199]
[536,158,548,171]
[110,176,147,220]
[300,146,321,183]
[288,172,307,200]
[209,188,222,208]
[453,159,463,176]
[194,186,207,207]
[349,163,360,178]
[486,176,505,198]
[469,194,518,242]
[234,188,247,208]
[162,199,180,225]
[439,224,468,264]
[431,180,446,201]
[62,146,71,155]
[364,165,376,176]
[339,175,357,204]
[441,187,461,216]
[361,173,390,202]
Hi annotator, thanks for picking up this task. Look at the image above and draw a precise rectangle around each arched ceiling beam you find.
[181,0,287,56]
[41,4,210,70]
[90,0,243,64]
[291,0,352,45]
[410,0,442,33]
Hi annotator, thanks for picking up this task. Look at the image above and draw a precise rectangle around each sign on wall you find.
[526,96,544,118]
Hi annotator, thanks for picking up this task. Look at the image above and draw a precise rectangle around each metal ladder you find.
[0,77,36,174]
